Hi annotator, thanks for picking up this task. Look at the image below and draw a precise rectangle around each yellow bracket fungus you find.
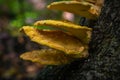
[19,0,99,65]
[74,0,96,4]
[34,20,92,44]
[20,25,89,65]
[20,49,74,65]
[20,26,87,55]
[47,1,98,19]
[73,0,104,15]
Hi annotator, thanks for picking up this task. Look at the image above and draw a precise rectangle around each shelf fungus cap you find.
[74,0,96,4]
[47,1,98,19]
[34,20,92,44]
[20,49,74,65]
[74,0,104,15]
[20,26,87,55]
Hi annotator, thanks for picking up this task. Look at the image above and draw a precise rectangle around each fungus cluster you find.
[20,0,103,65]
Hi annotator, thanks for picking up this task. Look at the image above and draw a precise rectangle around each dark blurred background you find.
[0,0,80,79]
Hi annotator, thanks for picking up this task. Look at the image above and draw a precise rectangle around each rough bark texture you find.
[35,0,120,80]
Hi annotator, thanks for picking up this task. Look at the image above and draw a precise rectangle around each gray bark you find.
[35,0,120,80]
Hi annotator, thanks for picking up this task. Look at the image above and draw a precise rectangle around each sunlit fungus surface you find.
[20,0,103,65]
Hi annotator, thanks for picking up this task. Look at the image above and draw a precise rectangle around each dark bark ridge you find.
[35,0,120,80]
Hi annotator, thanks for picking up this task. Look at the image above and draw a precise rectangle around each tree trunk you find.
[35,0,120,80]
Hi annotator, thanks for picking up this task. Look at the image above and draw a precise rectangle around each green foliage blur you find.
[0,0,63,36]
